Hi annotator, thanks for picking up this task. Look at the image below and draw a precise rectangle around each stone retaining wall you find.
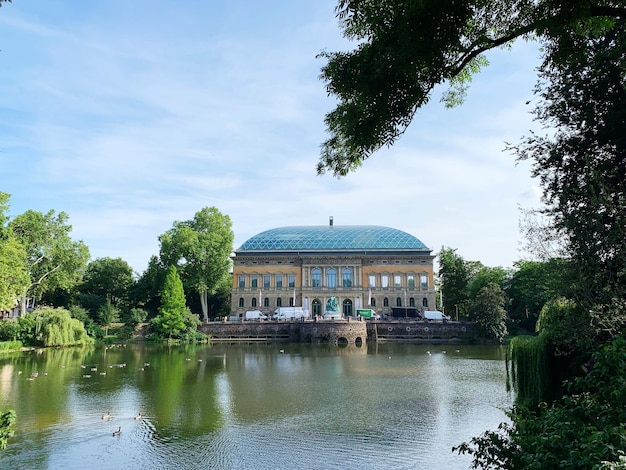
[200,320,475,344]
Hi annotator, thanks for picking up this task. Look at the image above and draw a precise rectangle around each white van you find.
[244,310,268,321]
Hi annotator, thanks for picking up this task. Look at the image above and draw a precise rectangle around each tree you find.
[9,210,90,316]
[438,247,471,319]
[159,207,233,323]
[153,266,187,339]
[0,409,16,450]
[471,282,508,342]
[97,300,119,337]
[80,257,134,307]
[0,193,29,312]
[319,0,626,176]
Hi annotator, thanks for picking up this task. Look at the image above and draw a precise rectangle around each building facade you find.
[231,221,436,318]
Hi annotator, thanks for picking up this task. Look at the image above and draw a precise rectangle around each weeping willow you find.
[32,307,94,347]
[507,334,553,409]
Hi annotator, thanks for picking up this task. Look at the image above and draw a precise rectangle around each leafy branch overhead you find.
[318,0,626,176]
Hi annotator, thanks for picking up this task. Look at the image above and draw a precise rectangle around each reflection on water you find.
[0,343,511,469]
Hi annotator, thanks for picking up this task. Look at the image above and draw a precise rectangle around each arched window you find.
[277,297,282,307]
[383,297,389,307]
[264,297,270,308]
[312,268,322,287]
[422,297,428,307]
[343,298,353,316]
[312,298,322,316]
[238,297,244,308]
[371,298,376,307]
[409,297,415,307]
[342,268,352,287]
[327,269,337,288]
[251,298,257,307]
[396,297,402,307]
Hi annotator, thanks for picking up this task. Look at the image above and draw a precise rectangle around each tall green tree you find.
[153,266,187,339]
[438,247,471,319]
[9,210,90,316]
[471,282,508,342]
[80,257,135,307]
[0,193,29,312]
[159,207,234,323]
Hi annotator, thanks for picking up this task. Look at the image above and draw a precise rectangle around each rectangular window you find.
[238,276,245,288]
[407,275,415,288]
[368,275,376,288]
[394,275,402,287]
[312,269,321,288]
[342,269,352,287]
[275,275,283,288]
[420,274,428,289]
[251,275,258,288]
[288,275,296,288]
[381,275,389,288]
[263,275,270,289]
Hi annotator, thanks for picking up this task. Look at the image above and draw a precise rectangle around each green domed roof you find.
[237,225,428,252]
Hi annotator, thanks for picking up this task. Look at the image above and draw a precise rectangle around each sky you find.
[1,0,544,274]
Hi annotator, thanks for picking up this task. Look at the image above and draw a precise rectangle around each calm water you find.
[0,342,511,469]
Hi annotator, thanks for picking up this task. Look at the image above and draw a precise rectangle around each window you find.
[368,275,376,287]
[251,298,257,307]
[251,275,258,288]
[264,297,269,307]
[263,276,270,289]
[381,275,389,288]
[383,297,389,307]
[276,275,283,288]
[342,298,353,316]
[409,297,415,307]
[342,268,352,287]
[420,274,428,289]
[396,297,402,307]
[371,298,376,307]
[238,276,245,288]
[288,275,296,288]
[422,297,428,307]
[312,269,322,288]
[407,275,415,288]
[327,269,337,288]
[289,297,294,307]
[394,275,402,287]
[277,297,282,307]
[238,297,244,308]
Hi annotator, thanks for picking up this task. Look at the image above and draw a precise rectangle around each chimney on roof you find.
[329,216,333,227]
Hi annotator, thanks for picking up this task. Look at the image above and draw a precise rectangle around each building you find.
[230,219,436,318]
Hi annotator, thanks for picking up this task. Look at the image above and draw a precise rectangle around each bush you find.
[0,340,22,351]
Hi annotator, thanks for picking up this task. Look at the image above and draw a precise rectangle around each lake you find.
[0,342,512,469]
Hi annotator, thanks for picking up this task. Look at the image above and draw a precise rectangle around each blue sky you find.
[1,1,543,274]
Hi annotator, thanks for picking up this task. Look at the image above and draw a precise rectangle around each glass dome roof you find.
[237,225,428,252]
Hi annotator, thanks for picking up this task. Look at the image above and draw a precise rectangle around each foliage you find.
[438,247,472,319]
[513,10,626,313]
[319,0,626,176]
[0,409,16,450]
[536,297,594,356]
[507,258,575,330]
[97,300,119,336]
[120,307,147,329]
[508,335,553,409]
[456,335,626,470]
[26,307,94,347]
[8,209,90,316]
[158,207,234,322]
[80,257,134,307]
[0,340,22,351]
[0,192,29,312]
[152,266,188,339]
[471,282,508,342]
[132,255,166,318]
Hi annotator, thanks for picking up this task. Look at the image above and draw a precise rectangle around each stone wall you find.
[200,319,475,344]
